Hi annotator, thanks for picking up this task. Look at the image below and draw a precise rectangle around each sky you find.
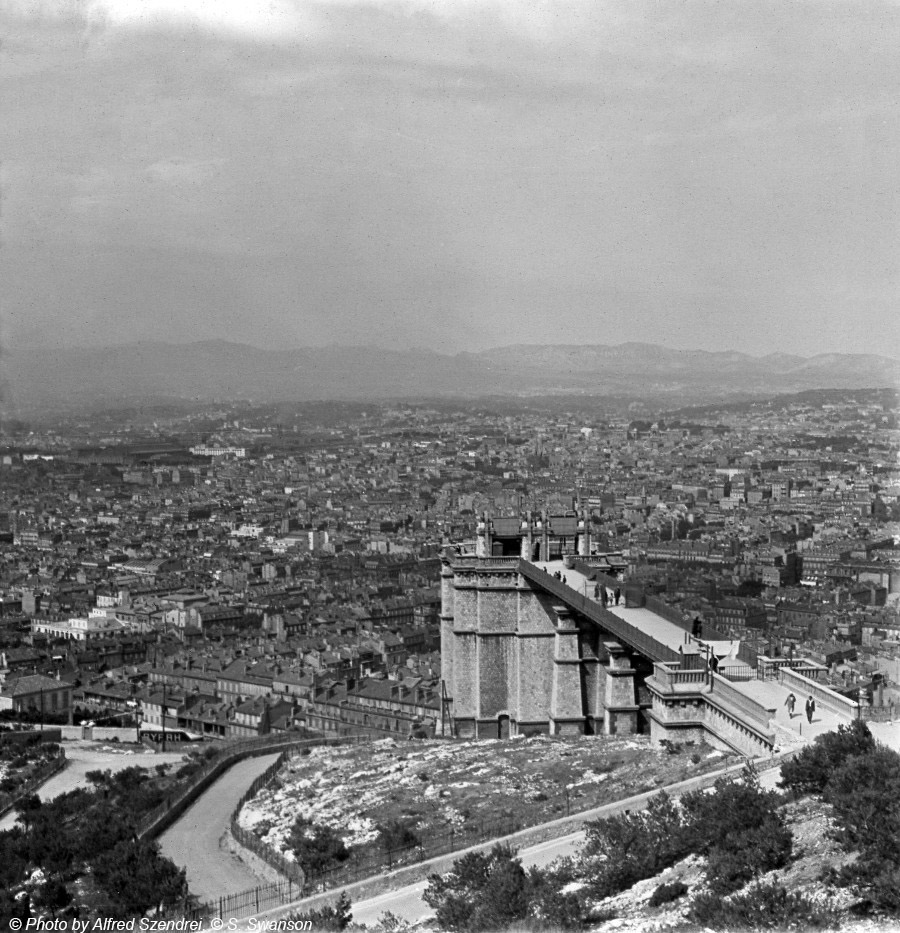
[2,0,899,357]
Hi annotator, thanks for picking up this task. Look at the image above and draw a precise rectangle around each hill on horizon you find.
[2,340,897,412]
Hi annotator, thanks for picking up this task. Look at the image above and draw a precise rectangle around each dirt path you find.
[0,741,188,832]
[158,753,280,904]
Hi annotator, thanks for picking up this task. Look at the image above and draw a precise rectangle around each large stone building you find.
[440,513,642,739]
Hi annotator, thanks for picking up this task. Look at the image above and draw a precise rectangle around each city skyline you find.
[2,0,899,359]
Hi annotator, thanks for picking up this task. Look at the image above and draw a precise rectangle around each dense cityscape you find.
[0,385,898,928]
[3,388,898,736]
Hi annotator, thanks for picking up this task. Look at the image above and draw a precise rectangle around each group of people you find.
[784,692,816,724]
[594,584,621,607]
[540,566,622,605]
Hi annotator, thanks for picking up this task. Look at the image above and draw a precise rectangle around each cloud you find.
[4,0,311,40]
[2,0,898,357]
[145,158,226,185]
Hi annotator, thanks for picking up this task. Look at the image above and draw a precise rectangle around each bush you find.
[819,742,900,914]
[779,720,875,796]
[289,815,349,878]
[93,839,187,918]
[580,793,692,898]
[648,880,687,908]
[289,891,352,931]
[377,818,421,854]
[681,771,792,894]
[690,880,838,929]
[423,845,532,932]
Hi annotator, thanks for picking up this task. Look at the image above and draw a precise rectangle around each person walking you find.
[614,588,621,605]
[601,588,608,608]
[784,693,796,719]
[805,695,816,724]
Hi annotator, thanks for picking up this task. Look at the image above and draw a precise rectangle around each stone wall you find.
[443,557,646,738]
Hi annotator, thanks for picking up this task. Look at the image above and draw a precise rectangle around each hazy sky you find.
[2,0,898,356]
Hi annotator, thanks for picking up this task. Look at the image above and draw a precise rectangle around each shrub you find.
[371,911,414,932]
[681,771,792,894]
[289,815,349,878]
[580,793,691,898]
[289,891,352,931]
[820,742,900,914]
[423,844,532,932]
[704,822,792,895]
[377,818,421,854]
[779,720,875,796]
[527,862,586,930]
[648,880,688,908]
[690,880,838,929]
[93,839,187,918]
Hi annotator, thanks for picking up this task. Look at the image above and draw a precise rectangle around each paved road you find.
[350,760,786,926]
[0,741,188,832]
[159,754,280,903]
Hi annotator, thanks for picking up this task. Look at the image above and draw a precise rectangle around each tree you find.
[288,816,349,879]
[93,840,187,918]
[580,793,690,898]
[376,818,420,855]
[680,770,792,894]
[821,743,900,914]
[14,794,42,837]
[424,844,531,932]
[33,878,72,917]
[779,720,876,795]
[289,891,352,931]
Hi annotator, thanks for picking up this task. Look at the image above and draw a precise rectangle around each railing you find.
[226,736,370,883]
[452,557,520,571]
[651,663,708,691]
[642,595,731,643]
[778,668,859,721]
[644,595,687,628]
[710,674,775,728]
[737,642,760,668]
[571,559,621,591]
[718,664,755,683]
[0,749,66,819]
[162,880,303,925]
[519,561,680,663]
[136,731,339,839]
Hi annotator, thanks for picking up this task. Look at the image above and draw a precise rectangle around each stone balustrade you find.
[779,667,858,721]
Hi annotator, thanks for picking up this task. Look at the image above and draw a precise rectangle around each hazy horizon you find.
[4,336,900,363]
[3,1,899,359]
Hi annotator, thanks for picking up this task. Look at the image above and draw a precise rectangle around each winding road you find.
[158,753,280,903]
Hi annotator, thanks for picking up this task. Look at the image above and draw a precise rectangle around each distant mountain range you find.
[2,340,897,411]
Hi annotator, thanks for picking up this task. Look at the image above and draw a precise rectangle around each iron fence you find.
[0,748,67,820]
